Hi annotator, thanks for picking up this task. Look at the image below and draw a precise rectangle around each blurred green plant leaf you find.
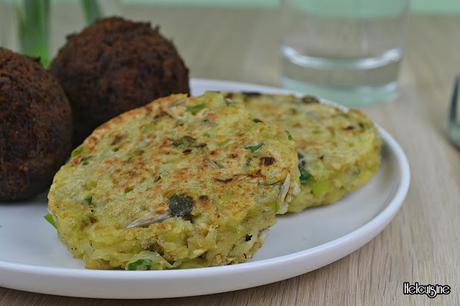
[16,0,50,66]
[81,0,102,24]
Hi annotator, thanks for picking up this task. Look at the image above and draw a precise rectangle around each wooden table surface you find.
[1,6,460,306]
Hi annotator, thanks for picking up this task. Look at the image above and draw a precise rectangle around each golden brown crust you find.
[48,92,300,269]
[229,92,382,212]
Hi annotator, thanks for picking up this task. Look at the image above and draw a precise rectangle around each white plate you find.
[0,79,410,299]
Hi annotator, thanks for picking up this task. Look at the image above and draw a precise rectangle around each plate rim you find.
[0,78,410,293]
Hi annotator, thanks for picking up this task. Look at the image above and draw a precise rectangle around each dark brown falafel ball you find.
[50,17,190,145]
[0,48,72,201]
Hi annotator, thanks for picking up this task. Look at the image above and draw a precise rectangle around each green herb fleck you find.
[286,130,294,140]
[44,214,56,228]
[168,194,194,219]
[154,176,162,182]
[186,103,207,115]
[245,143,264,153]
[133,149,144,156]
[253,118,263,123]
[81,156,92,165]
[298,162,312,184]
[84,195,93,205]
[172,136,195,147]
[271,201,280,212]
[71,145,84,158]
[124,186,133,193]
[127,259,153,271]
[312,179,330,196]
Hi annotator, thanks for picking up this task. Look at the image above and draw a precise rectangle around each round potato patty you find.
[48,92,300,269]
[226,92,382,213]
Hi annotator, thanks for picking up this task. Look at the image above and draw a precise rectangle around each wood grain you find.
[1,6,459,306]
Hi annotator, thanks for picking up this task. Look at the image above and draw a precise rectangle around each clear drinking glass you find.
[280,0,409,106]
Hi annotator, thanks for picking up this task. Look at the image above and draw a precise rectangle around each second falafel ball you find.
[50,17,190,144]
